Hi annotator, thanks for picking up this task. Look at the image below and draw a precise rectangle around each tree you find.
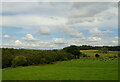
[63,45,81,59]
[12,55,27,67]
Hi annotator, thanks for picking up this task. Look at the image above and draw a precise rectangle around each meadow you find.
[81,50,118,58]
[2,58,118,80]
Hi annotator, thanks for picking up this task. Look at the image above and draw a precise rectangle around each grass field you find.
[2,58,118,80]
[81,50,118,58]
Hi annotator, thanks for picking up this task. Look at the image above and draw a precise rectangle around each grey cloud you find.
[57,25,84,38]
[37,27,51,35]
[68,2,117,24]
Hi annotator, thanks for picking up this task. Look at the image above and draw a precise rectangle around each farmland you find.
[2,49,118,80]
[2,46,119,80]
[81,50,118,58]
[2,58,118,80]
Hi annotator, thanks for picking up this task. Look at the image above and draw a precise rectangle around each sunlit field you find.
[2,58,118,80]
[81,50,118,58]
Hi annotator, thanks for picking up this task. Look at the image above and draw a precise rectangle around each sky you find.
[0,2,119,49]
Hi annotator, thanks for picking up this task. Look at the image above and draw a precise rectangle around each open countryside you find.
[2,45,119,80]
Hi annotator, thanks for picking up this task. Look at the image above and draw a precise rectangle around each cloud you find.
[67,2,118,27]
[88,37,102,42]
[22,34,38,41]
[2,15,68,28]
[37,27,51,35]
[112,40,118,44]
[70,2,116,16]
[3,34,11,39]
[53,38,67,44]
[89,27,113,36]
[1,2,118,48]
[111,36,119,46]
[2,35,119,49]
[69,36,118,46]
[57,25,84,38]
[15,40,22,45]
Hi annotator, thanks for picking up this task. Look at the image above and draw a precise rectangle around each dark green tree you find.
[63,45,81,59]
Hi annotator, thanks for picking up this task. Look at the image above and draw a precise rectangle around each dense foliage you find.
[78,45,120,51]
[2,45,119,68]
[63,45,82,59]
[2,48,74,68]
[12,55,27,67]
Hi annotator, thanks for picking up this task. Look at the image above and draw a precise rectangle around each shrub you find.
[25,55,35,65]
[83,54,87,57]
[95,54,100,58]
[113,55,118,58]
[44,55,53,64]
[12,55,27,67]
[68,54,74,59]
[2,54,14,68]
[40,58,46,64]
[109,56,113,58]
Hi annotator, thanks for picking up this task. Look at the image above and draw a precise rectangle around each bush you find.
[68,54,74,59]
[95,54,100,58]
[12,55,27,67]
[40,58,46,64]
[109,56,113,58]
[83,54,87,57]
[44,55,53,64]
[113,55,118,58]
[2,54,14,68]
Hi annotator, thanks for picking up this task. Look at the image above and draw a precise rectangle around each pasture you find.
[2,58,118,80]
[81,50,118,58]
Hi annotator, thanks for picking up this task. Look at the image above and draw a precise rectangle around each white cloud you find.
[1,2,118,48]
[3,35,11,39]
[53,38,67,44]
[37,27,51,35]
[15,40,22,45]
[69,35,119,46]
[110,36,119,46]
[89,27,112,36]
[112,40,118,44]
[88,37,102,42]
[22,34,38,41]
[57,25,84,38]
[2,15,68,28]
[2,35,119,49]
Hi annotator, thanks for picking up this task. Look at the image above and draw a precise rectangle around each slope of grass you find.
[2,58,118,80]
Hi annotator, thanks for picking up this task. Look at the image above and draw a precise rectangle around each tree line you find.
[2,46,81,68]
[1,45,119,68]
[77,45,120,51]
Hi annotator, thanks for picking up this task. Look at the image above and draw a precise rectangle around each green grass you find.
[2,58,118,80]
